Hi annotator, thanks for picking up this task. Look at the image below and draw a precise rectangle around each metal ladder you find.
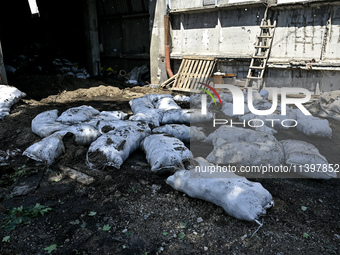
[246,18,276,89]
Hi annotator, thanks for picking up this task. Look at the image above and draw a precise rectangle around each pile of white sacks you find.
[23,92,337,223]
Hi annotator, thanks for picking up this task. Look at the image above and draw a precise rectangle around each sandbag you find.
[31,110,70,137]
[153,97,181,111]
[87,119,151,134]
[86,125,149,169]
[129,97,154,114]
[207,139,284,166]
[23,133,65,165]
[173,95,190,103]
[162,109,214,124]
[152,124,207,143]
[295,110,332,138]
[166,157,274,222]
[146,94,172,103]
[140,134,194,173]
[0,85,26,119]
[129,110,163,127]
[153,124,190,143]
[205,126,278,145]
[57,105,100,124]
[190,126,207,142]
[56,124,101,145]
[280,139,336,179]
[98,111,128,120]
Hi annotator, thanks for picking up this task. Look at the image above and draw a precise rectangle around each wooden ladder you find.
[246,18,276,88]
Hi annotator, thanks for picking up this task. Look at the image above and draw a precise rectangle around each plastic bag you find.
[86,125,149,169]
[140,133,194,173]
[23,133,65,165]
[31,110,70,137]
[0,85,26,119]
[166,157,274,222]
[280,139,336,179]
[56,105,100,124]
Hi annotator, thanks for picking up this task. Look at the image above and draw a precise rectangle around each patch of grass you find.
[2,203,52,231]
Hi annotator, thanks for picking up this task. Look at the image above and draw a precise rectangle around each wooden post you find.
[83,0,101,76]
[0,40,8,84]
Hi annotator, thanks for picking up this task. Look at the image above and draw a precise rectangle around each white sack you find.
[153,124,190,143]
[162,109,214,124]
[295,110,332,138]
[152,124,207,143]
[99,111,128,120]
[153,97,181,111]
[205,126,278,145]
[87,119,151,134]
[146,94,172,103]
[23,133,65,165]
[57,105,100,124]
[140,134,194,172]
[129,97,154,114]
[166,157,273,222]
[56,124,101,145]
[173,95,190,103]
[86,125,149,169]
[280,139,336,179]
[129,110,163,127]
[207,139,284,166]
[31,110,70,137]
[0,85,26,119]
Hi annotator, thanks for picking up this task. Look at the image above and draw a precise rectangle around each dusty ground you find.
[0,75,339,255]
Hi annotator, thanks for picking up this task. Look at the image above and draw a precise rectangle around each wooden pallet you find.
[169,56,216,92]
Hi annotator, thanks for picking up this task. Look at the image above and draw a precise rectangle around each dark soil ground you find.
[0,75,339,255]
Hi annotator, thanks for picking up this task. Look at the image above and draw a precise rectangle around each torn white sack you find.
[162,109,214,124]
[140,133,194,173]
[166,157,274,222]
[31,109,70,137]
[56,105,100,124]
[86,125,149,169]
[0,85,26,119]
[23,133,65,165]
[280,139,336,179]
